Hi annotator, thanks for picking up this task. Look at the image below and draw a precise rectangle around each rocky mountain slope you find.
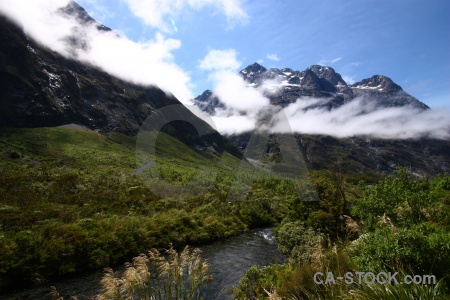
[0,7,240,157]
[194,63,450,176]
[195,62,429,113]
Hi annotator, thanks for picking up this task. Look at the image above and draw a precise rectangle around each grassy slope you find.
[0,127,295,289]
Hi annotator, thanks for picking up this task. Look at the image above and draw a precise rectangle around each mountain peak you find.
[58,1,111,31]
[308,64,334,71]
[239,62,267,83]
[241,62,266,73]
[351,75,402,92]
[195,61,428,113]
[307,65,347,86]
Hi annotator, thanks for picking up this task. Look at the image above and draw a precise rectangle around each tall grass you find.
[96,245,212,300]
[345,279,444,300]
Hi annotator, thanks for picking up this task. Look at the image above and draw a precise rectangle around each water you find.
[201,228,286,299]
[1,228,285,299]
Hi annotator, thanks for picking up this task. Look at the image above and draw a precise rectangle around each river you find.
[1,228,285,300]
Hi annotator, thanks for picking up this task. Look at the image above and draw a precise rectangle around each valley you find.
[0,1,449,299]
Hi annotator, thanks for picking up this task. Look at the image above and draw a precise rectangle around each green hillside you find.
[0,127,298,289]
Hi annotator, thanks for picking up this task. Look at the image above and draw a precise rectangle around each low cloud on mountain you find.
[273,97,450,139]
[210,91,450,139]
[197,50,450,140]
[0,0,194,103]
[1,2,448,140]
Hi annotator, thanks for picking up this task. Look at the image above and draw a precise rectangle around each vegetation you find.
[96,245,211,300]
[0,127,298,291]
[2,126,449,299]
[235,168,450,299]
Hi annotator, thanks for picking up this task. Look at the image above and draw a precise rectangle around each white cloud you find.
[77,31,194,102]
[78,0,116,24]
[217,93,450,139]
[212,71,270,112]
[123,0,248,32]
[0,0,194,103]
[212,113,257,135]
[3,2,448,141]
[199,49,269,113]
[197,54,450,139]
[331,57,342,63]
[198,49,242,72]
[198,49,449,140]
[266,53,280,61]
[272,97,450,140]
[199,49,272,134]
[342,75,356,85]
[0,0,73,54]
[318,56,342,66]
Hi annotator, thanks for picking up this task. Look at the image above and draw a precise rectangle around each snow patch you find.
[353,84,384,91]
[45,71,62,90]
[26,44,37,54]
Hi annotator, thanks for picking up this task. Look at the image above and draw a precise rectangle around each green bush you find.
[234,264,282,300]
[276,221,324,266]
[351,168,448,230]
[351,224,450,284]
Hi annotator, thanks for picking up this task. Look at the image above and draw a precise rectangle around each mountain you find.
[350,75,428,109]
[58,1,112,32]
[0,8,241,158]
[195,62,428,113]
[194,63,450,176]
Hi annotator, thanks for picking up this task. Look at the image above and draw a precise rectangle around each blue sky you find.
[75,0,450,108]
[0,0,448,138]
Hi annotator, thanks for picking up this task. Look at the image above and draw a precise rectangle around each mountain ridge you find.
[1,1,448,177]
[195,62,429,113]
[0,12,242,158]
[193,62,450,176]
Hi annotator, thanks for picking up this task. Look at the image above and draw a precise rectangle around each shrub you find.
[351,168,447,230]
[351,224,450,285]
[276,221,324,266]
[234,264,282,300]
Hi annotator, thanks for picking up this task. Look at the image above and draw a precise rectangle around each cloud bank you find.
[1,2,447,141]
[0,0,195,103]
[199,50,450,139]
[273,97,450,140]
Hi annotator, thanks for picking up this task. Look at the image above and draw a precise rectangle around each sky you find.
[72,0,450,108]
[0,0,449,139]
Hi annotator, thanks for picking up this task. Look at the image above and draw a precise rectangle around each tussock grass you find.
[345,280,444,300]
[96,245,211,300]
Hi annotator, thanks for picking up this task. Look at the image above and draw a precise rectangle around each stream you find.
[1,228,285,300]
